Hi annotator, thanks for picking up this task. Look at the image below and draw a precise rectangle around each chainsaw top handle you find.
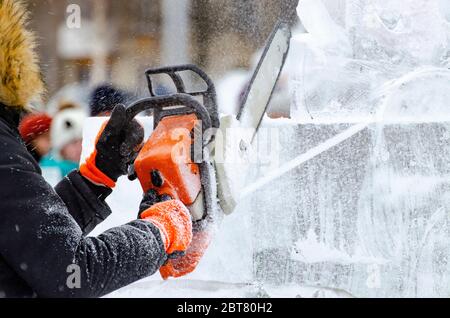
[145,64,219,129]
[125,93,213,134]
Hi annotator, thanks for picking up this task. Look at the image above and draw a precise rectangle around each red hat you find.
[19,113,52,144]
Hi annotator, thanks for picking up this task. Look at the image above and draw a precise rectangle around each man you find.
[0,0,193,298]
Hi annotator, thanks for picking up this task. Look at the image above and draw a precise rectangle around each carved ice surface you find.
[249,120,450,297]
[254,0,450,297]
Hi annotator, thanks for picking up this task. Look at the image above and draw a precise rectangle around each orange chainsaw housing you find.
[134,114,202,206]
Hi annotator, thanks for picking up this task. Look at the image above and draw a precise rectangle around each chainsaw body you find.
[127,65,219,222]
[135,114,201,204]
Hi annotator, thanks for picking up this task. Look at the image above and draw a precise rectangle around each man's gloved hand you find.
[139,189,211,280]
[140,200,193,256]
[80,104,144,188]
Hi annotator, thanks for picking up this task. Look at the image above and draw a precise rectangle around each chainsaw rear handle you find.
[125,93,213,133]
[145,64,220,129]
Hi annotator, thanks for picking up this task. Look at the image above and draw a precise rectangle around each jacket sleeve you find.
[0,127,168,298]
[55,170,113,235]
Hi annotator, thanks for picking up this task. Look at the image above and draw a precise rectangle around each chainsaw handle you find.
[146,64,214,97]
[145,64,219,129]
[125,93,213,132]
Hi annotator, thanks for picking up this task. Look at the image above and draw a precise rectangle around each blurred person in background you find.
[18,113,52,162]
[40,108,86,185]
[89,84,131,117]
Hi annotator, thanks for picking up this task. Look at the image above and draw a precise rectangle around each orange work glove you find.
[159,228,212,280]
[141,200,193,255]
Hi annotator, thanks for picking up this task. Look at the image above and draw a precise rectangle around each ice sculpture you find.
[256,0,450,297]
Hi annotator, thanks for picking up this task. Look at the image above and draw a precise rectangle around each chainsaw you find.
[125,65,221,226]
[125,20,293,228]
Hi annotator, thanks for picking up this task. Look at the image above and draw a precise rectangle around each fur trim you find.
[0,0,44,108]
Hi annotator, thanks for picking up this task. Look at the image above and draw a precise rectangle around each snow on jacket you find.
[0,104,168,298]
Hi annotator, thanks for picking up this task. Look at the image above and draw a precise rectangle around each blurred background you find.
[26,0,299,99]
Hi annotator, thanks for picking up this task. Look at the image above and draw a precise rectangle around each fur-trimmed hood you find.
[0,0,43,109]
